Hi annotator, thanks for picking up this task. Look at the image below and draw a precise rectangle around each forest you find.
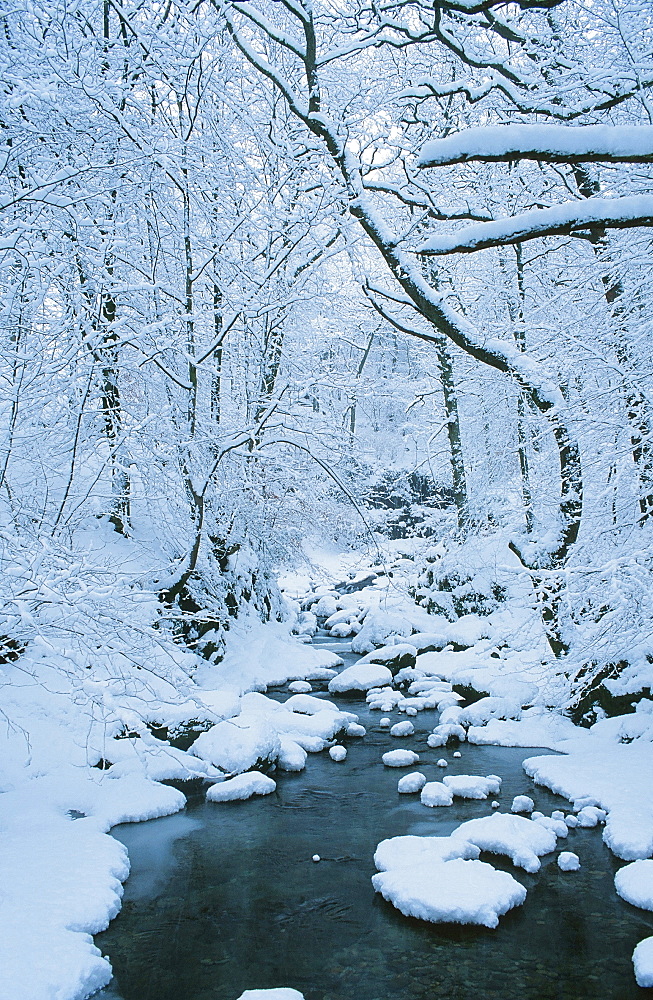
[2,0,653,998]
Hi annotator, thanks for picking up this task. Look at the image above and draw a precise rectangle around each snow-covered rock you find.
[576,805,606,827]
[443,774,501,800]
[633,937,653,987]
[374,834,480,871]
[452,812,558,872]
[237,990,305,1000]
[372,857,527,928]
[391,720,415,738]
[277,737,307,772]
[191,717,281,774]
[534,815,568,838]
[398,772,427,794]
[431,723,467,743]
[558,852,581,871]
[383,749,420,767]
[421,782,454,807]
[288,681,312,694]
[206,772,276,802]
[511,795,535,814]
[351,611,414,654]
[329,745,347,762]
[615,860,653,910]
[283,693,339,715]
[347,722,366,737]
[359,643,417,673]
[328,663,393,693]
[461,696,522,727]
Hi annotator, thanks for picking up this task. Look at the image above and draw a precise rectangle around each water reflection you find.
[96,660,653,1000]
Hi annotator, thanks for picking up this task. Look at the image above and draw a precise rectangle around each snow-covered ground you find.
[3,534,653,997]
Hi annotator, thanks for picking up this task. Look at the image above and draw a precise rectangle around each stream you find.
[95,638,653,1000]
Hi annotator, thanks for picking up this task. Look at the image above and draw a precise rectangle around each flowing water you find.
[95,639,653,1000]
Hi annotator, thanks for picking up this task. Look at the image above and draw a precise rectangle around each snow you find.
[372,857,527,928]
[278,737,308,772]
[205,620,343,691]
[288,681,312,693]
[0,770,185,1000]
[379,717,392,728]
[237,990,305,1000]
[329,745,347,761]
[328,662,393,693]
[523,742,653,860]
[374,834,480,871]
[431,723,467,743]
[351,610,415,653]
[417,196,653,256]
[443,774,501,799]
[391,720,415,737]
[511,795,535,814]
[615,860,653,910]
[359,642,417,666]
[452,813,558,872]
[461,696,522,726]
[633,938,653,987]
[382,749,420,767]
[437,758,448,767]
[558,852,581,871]
[347,722,366,737]
[418,124,653,168]
[421,781,454,807]
[191,717,281,774]
[397,772,427,794]
[576,805,606,827]
[206,771,276,802]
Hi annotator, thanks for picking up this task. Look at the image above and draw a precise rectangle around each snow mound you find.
[633,937,653,987]
[452,812,558,872]
[206,772,276,802]
[461,696,522,727]
[421,781,454,807]
[391,721,415,738]
[577,805,606,827]
[284,693,338,715]
[615,860,653,910]
[397,772,427,794]
[288,681,312,694]
[431,723,466,743]
[443,774,501,799]
[374,834,480,871]
[558,852,581,871]
[329,745,347,762]
[277,737,307,772]
[383,749,420,767]
[511,795,535,814]
[372,857,526,928]
[347,722,366,737]
[351,611,414,653]
[328,663,393,693]
[191,717,281,774]
[237,989,305,1000]
[489,677,538,706]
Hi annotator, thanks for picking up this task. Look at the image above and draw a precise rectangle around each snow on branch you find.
[418,125,653,167]
[416,196,653,255]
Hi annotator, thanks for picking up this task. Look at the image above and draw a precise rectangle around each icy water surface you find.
[96,640,653,1000]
